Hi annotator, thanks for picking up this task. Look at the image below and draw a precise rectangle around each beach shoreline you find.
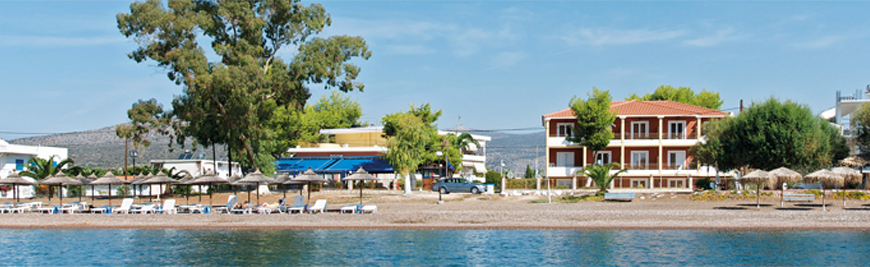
[3,191,869,230]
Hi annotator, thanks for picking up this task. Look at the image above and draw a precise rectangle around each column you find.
[657,116,664,189]
[543,119,550,191]
[572,176,577,190]
[619,116,626,190]
[696,116,703,175]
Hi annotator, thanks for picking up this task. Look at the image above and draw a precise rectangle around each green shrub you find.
[695,178,712,190]
[485,171,501,191]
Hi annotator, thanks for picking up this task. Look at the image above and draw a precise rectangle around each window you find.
[631,121,648,139]
[630,151,648,169]
[668,179,685,188]
[556,152,574,167]
[668,151,687,169]
[669,121,686,139]
[15,159,24,171]
[556,123,573,137]
[630,179,647,188]
[595,151,612,165]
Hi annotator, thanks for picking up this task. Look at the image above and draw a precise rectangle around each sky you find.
[1,1,869,140]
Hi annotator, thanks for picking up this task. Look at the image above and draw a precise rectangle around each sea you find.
[0,229,867,266]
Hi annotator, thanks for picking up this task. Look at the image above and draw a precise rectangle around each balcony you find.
[552,132,698,140]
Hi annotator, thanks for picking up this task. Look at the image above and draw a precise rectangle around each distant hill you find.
[483,131,545,177]
[9,125,542,176]
[8,125,224,169]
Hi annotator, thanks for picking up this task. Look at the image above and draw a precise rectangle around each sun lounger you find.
[604,193,635,202]
[361,205,377,214]
[340,205,359,214]
[131,204,157,214]
[35,206,59,214]
[112,198,135,214]
[190,205,210,214]
[287,196,306,214]
[91,205,111,214]
[309,199,327,214]
[60,202,86,214]
[157,199,177,214]
[213,195,237,214]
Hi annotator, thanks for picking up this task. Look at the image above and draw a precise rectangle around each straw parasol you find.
[839,154,870,167]
[140,171,179,201]
[741,170,773,210]
[292,168,326,206]
[129,174,149,202]
[282,174,306,197]
[87,173,98,201]
[804,169,844,211]
[187,171,228,207]
[235,170,276,205]
[273,173,291,199]
[177,174,196,205]
[90,172,129,206]
[0,172,36,203]
[39,172,82,207]
[72,174,90,202]
[831,167,862,188]
[769,167,802,189]
[342,167,378,206]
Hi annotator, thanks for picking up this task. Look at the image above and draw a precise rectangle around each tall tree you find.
[524,164,534,178]
[383,112,431,195]
[118,0,371,174]
[852,102,870,154]
[566,87,618,161]
[270,90,363,153]
[626,85,723,110]
[691,98,848,173]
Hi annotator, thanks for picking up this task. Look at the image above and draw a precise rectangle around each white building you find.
[0,139,68,198]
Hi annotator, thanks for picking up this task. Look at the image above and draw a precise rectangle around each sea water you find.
[0,229,867,266]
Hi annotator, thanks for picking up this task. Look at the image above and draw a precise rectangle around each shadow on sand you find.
[714,206,748,210]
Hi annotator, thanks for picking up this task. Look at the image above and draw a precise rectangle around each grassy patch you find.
[530,195,602,203]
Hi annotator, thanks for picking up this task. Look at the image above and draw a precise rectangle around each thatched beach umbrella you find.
[72,174,90,202]
[741,170,773,210]
[292,168,326,206]
[342,167,378,206]
[140,171,178,201]
[188,171,228,207]
[0,172,35,203]
[85,173,98,201]
[804,169,844,211]
[177,175,196,205]
[283,175,306,197]
[236,170,276,205]
[832,167,862,207]
[769,167,802,189]
[40,172,82,207]
[129,174,149,203]
[273,173,291,199]
[90,172,129,207]
[840,154,870,167]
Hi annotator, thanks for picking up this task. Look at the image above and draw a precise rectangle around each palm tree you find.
[578,163,628,196]
[19,155,74,181]
[450,133,480,154]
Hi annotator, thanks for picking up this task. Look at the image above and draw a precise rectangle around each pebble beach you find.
[2,191,870,230]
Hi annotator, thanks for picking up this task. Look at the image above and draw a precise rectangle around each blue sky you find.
[1,1,869,140]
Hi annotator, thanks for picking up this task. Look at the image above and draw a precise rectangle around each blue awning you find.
[276,156,394,174]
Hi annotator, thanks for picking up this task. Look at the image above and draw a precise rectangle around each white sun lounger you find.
[213,195,237,214]
[309,199,327,214]
[112,198,135,214]
[60,202,86,214]
[157,199,177,214]
[361,205,377,214]
[287,196,305,214]
[131,203,157,214]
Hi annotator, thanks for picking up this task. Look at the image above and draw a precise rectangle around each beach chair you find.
[35,206,59,214]
[157,199,177,214]
[257,203,283,214]
[10,202,36,214]
[112,198,135,214]
[309,199,327,214]
[213,195,237,214]
[340,205,360,214]
[131,203,157,214]
[287,196,306,214]
[60,202,86,214]
[361,205,377,214]
[91,205,111,214]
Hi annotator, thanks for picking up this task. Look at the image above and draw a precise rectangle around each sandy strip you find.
[3,191,869,230]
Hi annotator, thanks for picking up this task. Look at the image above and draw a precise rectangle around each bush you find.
[695,178,712,190]
[334,181,343,189]
[485,171,501,191]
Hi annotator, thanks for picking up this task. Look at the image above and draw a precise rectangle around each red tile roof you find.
[542,100,729,118]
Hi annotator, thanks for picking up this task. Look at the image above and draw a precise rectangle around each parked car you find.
[431,178,486,194]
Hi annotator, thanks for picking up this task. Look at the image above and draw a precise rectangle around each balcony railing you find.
[553,132,698,139]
